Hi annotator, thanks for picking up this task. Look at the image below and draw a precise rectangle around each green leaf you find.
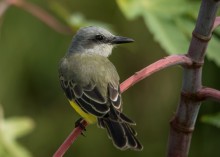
[143,13,189,54]
[3,117,34,139]
[117,0,199,54]
[0,106,34,157]
[117,0,220,67]
[201,113,220,128]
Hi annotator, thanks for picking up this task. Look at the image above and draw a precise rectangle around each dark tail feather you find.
[103,119,127,149]
[122,123,143,150]
[98,118,143,151]
[119,113,136,125]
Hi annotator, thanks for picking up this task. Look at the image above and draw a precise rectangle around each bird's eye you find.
[95,34,104,41]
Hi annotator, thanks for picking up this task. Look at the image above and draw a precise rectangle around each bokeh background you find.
[0,0,220,157]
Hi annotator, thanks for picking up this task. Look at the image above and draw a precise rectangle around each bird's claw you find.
[75,118,86,136]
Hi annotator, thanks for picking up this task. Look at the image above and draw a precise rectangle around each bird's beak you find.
[111,36,134,44]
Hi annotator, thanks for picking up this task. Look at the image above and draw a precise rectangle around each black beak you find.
[111,36,134,44]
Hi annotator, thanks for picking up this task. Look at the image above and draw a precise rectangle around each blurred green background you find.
[0,0,220,157]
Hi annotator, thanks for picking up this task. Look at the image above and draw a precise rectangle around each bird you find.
[58,26,143,151]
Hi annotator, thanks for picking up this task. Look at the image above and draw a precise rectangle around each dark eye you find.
[95,34,104,41]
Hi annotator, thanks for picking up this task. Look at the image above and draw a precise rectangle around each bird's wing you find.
[60,76,110,117]
[108,83,122,111]
[108,83,136,125]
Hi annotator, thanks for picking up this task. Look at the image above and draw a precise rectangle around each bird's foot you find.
[75,118,86,136]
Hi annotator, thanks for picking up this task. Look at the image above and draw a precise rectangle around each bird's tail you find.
[98,109,143,151]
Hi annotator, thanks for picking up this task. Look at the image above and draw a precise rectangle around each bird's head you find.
[68,26,134,57]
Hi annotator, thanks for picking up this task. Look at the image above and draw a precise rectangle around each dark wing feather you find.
[108,84,122,110]
[59,76,110,117]
[75,98,104,117]
[83,87,106,104]
[119,113,136,125]
[73,85,83,98]
[81,94,109,113]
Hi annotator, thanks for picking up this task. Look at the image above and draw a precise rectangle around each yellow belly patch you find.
[69,100,97,124]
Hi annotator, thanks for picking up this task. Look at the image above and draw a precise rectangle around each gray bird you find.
[59,26,143,150]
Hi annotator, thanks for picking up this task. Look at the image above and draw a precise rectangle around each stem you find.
[167,0,220,157]
[120,55,192,93]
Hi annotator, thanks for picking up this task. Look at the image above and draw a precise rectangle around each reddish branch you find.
[53,120,88,157]
[53,53,220,157]
[120,54,192,93]
[198,87,220,103]
[53,54,193,157]
[53,80,220,157]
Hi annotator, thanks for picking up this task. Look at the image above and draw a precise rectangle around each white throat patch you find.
[83,43,114,57]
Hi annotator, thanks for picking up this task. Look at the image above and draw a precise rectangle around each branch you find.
[198,87,220,103]
[120,54,192,93]
[53,54,192,157]
[53,120,88,157]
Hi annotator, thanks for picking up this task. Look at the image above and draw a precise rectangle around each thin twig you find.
[53,120,88,157]
[120,54,192,93]
[198,87,220,103]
